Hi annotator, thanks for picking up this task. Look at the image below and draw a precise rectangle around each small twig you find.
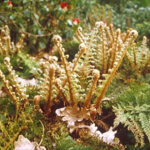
[11,20,54,38]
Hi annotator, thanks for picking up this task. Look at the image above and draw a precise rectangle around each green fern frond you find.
[139,113,150,142]
[113,83,150,146]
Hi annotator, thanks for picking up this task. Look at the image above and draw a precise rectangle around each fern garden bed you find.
[0,17,150,150]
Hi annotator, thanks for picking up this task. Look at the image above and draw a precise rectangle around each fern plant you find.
[0,26,40,150]
[36,21,138,114]
[113,82,150,147]
[0,25,25,56]
[33,21,138,148]
[125,36,150,75]
[0,56,35,149]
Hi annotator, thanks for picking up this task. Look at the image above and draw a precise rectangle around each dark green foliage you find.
[0,51,40,79]
[126,144,150,150]
[136,22,150,45]
[64,39,79,61]
[113,83,150,147]
[54,135,120,150]
[139,73,150,84]
[0,104,34,149]
[105,74,128,100]
[11,52,40,78]
[0,0,81,53]
[54,135,93,150]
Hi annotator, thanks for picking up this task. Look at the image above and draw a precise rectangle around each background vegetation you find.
[0,0,150,54]
[0,0,150,150]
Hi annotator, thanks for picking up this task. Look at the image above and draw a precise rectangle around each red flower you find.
[7,1,13,9]
[60,2,68,9]
[67,5,71,9]
[72,18,80,25]
[8,1,12,5]
[60,2,71,11]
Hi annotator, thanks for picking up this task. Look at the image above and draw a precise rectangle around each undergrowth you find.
[0,21,150,150]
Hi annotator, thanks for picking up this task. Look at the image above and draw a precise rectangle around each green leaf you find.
[34,13,39,20]
[9,14,16,20]
[24,9,30,17]
[38,29,43,35]
[0,114,5,121]
[39,42,46,49]
[23,0,29,3]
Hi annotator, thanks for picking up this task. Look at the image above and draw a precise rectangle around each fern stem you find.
[55,78,70,106]
[0,29,5,39]
[106,26,113,45]
[16,34,25,51]
[72,43,86,71]
[53,35,76,106]
[84,69,100,108]
[132,43,137,66]
[109,24,115,42]
[141,56,150,74]
[140,36,147,66]
[99,23,107,74]
[111,29,121,69]
[0,37,7,55]
[94,30,138,109]
[0,70,19,118]
[75,27,85,43]
[46,64,55,114]
[4,57,29,107]
[6,36,11,55]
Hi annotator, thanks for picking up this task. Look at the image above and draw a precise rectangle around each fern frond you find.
[0,69,19,113]
[125,36,150,75]
[0,26,25,56]
[139,113,150,142]
[94,29,138,109]
[4,57,29,106]
[113,83,150,146]
[84,69,100,108]
[53,35,76,106]
[128,117,145,147]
